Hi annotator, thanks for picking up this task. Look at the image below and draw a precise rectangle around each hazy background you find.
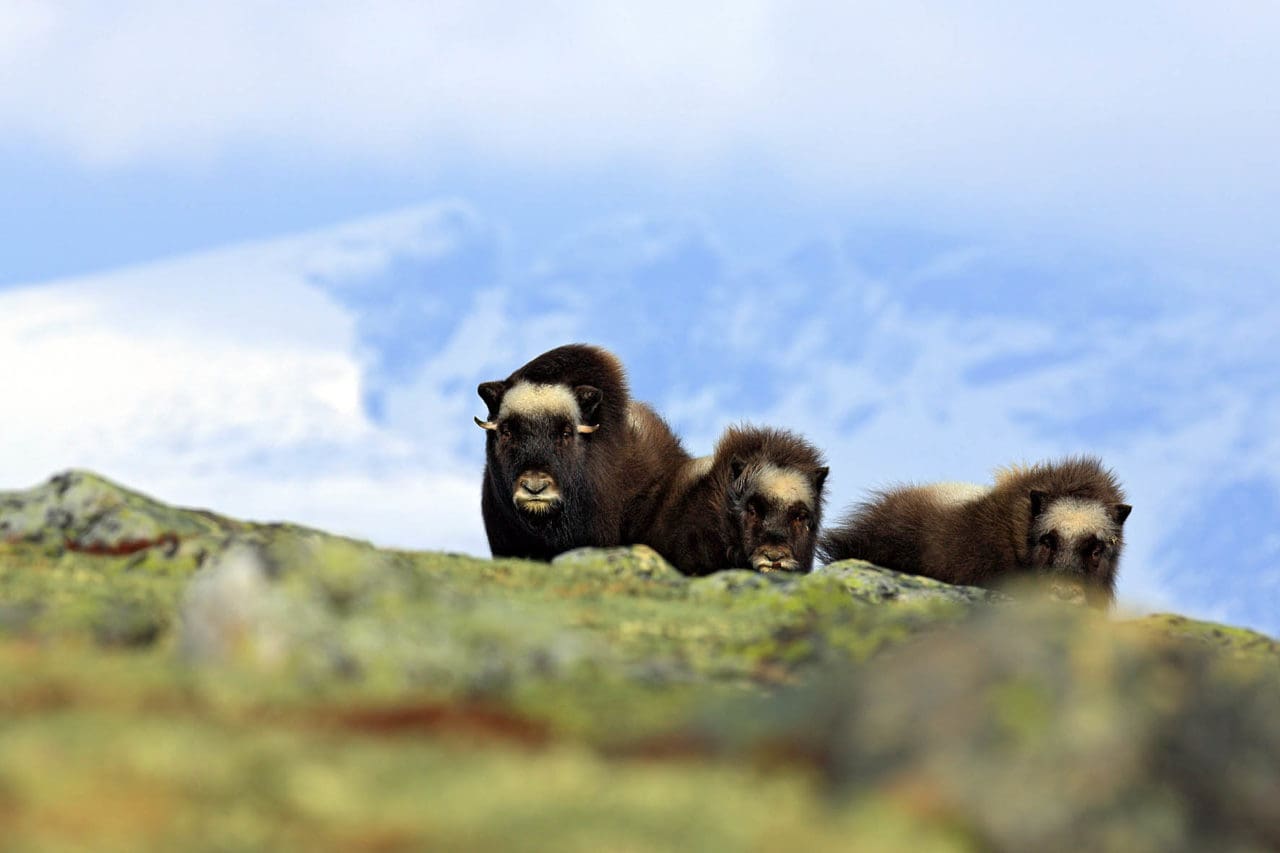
[3,3,1277,631]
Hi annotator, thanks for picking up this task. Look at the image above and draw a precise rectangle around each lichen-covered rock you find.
[820,558,1003,605]
[167,536,976,702]
[2,470,1280,850]
[552,543,686,582]
[1127,611,1280,665]
[180,535,618,697]
[0,471,361,644]
[690,606,1280,851]
[0,469,238,555]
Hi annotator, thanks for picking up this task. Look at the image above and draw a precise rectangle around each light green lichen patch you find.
[819,559,1001,605]
[0,469,240,549]
[0,540,187,646]
[1125,612,1280,667]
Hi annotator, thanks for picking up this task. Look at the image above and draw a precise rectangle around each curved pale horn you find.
[474,416,497,431]
[577,424,599,434]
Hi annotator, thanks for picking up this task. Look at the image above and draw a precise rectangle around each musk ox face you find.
[729,460,829,573]
[1028,491,1132,604]
[476,379,602,524]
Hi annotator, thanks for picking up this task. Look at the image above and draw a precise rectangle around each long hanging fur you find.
[477,344,690,560]
[645,425,829,576]
[818,456,1131,607]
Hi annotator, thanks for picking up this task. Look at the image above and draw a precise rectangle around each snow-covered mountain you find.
[3,202,1276,632]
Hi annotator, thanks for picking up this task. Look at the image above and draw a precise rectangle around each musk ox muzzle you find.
[750,544,802,574]
[512,470,563,516]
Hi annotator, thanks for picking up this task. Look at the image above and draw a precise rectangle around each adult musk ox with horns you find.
[818,455,1131,607]
[475,344,689,560]
[646,426,829,576]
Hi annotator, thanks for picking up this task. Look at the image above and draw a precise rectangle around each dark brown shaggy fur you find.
[477,344,690,560]
[818,456,1131,607]
[645,425,829,576]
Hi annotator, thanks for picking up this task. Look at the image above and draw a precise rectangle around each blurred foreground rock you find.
[1,470,1278,851]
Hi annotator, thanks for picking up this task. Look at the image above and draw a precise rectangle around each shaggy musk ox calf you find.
[646,426,829,576]
[818,456,1131,607]
[475,344,688,560]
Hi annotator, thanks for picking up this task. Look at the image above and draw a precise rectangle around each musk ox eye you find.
[1039,532,1058,550]
[1091,543,1105,559]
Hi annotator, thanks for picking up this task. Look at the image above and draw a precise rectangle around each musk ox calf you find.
[475,344,689,560]
[646,426,829,576]
[817,456,1131,607]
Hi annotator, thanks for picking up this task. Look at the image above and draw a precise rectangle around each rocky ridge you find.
[1,470,1278,850]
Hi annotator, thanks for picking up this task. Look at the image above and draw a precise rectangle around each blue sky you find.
[2,3,1278,631]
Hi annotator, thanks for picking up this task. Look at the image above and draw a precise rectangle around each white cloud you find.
[2,3,1278,258]
[0,1,54,58]
[0,2,773,166]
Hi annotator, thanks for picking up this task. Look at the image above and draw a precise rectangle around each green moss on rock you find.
[0,469,240,550]
[1126,612,1280,666]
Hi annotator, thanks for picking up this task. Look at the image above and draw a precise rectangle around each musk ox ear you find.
[1030,490,1049,519]
[477,381,506,415]
[1110,503,1133,525]
[813,466,830,493]
[729,456,747,483]
[573,385,603,423]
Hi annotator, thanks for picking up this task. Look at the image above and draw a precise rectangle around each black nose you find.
[520,474,552,494]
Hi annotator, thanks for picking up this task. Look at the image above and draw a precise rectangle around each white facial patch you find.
[1037,498,1114,540]
[756,464,814,509]
[925,482,990,506]
[498,382,582,422]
